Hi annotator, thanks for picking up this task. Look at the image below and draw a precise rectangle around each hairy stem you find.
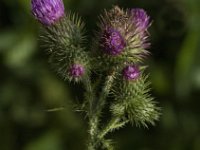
[88,116,99,150]
[83,75,95,115]
[85,69,116,150]
[95,69,117,115]
[99,117,128,140]
[83,75,100,150]
[99,117,120,139]
[89,117,128,150]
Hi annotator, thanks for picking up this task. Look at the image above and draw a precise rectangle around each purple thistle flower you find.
[131,8,150,32]
[69,64,85,78]
[101,28,126,56]
[123,65,140,80]
[31,0,65,26]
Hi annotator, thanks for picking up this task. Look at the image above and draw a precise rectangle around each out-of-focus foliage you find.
[0,0,200,150]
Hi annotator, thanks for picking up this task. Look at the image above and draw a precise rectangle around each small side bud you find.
[69,64,85,78]
[122,65,140,80]
[31,0,65,25]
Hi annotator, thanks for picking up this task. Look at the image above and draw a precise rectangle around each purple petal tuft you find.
[123,65,140,80]
[31,0,65,25]
[101,28,126,56]
[69,64,85,78]
[131,8,150,31]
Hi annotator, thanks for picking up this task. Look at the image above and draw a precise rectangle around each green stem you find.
[84,75,101,150]
[99,117,128,140]
[95,69,116,116]
[83,75,98,150]
[88,117,128,150]
[88,116,99,150]
[99,117,120,139]
[85,69,116,150]
[83,75,94,115]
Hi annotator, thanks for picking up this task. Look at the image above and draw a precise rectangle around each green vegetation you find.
[0,0,200,150]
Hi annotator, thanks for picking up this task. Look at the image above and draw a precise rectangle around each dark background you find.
[0,0,200,150]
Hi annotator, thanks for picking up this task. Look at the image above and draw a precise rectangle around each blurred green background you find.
[0,0,200,150]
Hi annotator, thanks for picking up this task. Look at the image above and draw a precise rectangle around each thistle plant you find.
[31,1,160,149]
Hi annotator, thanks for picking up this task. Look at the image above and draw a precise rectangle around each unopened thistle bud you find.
[69,64,85,78]
[112,74,160,127]
[130,8,150,32]
[100,27,126,56]
[31,0,65,25]
[123,65,140,80]
[37,11,90,82]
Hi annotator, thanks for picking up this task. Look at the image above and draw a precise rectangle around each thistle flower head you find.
[101,27,126,55]
[131,8,150,31]
[69,64,85,78]
[31,0,65,25]
[123,65,140,80]
[93,6,151,71]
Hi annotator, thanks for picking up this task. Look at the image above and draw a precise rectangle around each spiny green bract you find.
[111,73,160,127]
[40,13,90,82]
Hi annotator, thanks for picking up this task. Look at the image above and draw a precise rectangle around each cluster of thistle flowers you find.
[96,7,159,126]
[31,0,148,81]
[31,0,159,127]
